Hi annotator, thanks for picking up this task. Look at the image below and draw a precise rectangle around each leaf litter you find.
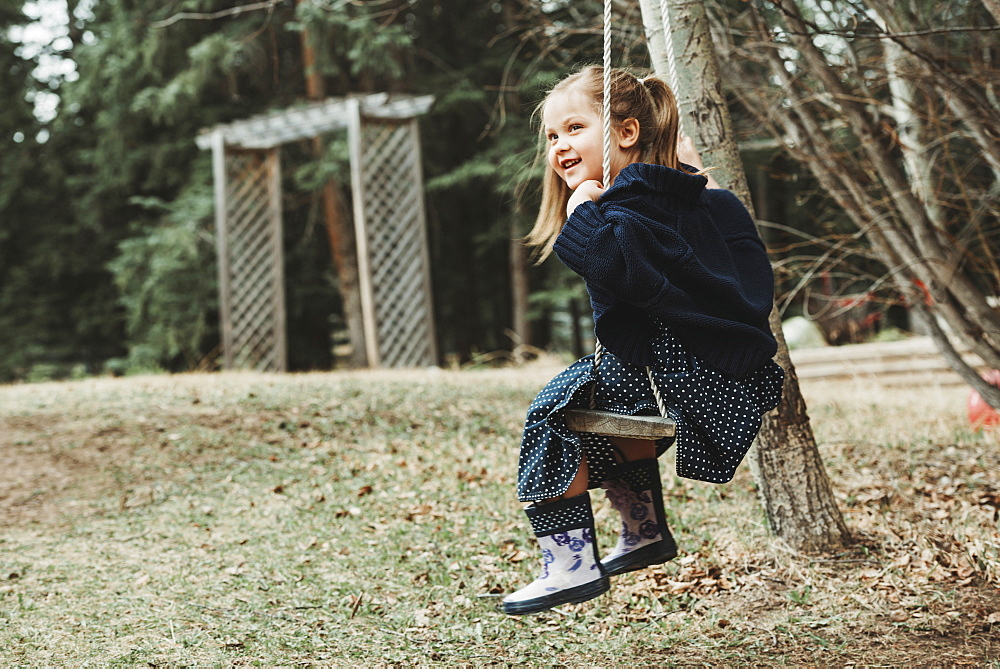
[0,370,997,665]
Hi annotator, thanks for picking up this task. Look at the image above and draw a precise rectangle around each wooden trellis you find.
[350,116,437,368]
[212,144,286,372]
[197,94,435,372]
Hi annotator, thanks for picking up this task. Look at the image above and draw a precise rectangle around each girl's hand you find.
[677,133,721,189]
[676,133,704,171]
[566,180,606,218]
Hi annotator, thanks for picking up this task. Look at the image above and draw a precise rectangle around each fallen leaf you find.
[889,610,909,623]
[667,580,696,594]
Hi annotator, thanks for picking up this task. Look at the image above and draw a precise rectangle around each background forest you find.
[1,0,997,382]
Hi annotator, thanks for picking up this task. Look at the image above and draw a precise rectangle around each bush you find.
[108,179,218,372]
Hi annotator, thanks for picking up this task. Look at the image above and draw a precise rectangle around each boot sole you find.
[501,576,611,615]
[602,539,678,577]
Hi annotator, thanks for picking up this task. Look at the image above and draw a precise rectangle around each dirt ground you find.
[1,372,998,665]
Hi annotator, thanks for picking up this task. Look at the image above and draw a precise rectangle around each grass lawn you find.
[0,366,997,665]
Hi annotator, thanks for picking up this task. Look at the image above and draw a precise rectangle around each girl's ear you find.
[617,118,640,149]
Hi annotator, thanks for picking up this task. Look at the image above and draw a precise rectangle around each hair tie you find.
[637,77,648,85]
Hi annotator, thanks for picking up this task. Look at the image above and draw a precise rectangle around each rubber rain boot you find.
[502,492,610,615]
[600,459,678,576]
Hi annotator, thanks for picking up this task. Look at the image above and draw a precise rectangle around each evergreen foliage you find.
[107,176,218,373]
[0,0,560,378]
[1,0,125,380]
[0,0,676,379]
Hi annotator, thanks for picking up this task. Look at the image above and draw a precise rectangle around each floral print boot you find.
[601,459,678,576]
[502,492,610,615]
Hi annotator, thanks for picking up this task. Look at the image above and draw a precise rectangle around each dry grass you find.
[0,368,997,666]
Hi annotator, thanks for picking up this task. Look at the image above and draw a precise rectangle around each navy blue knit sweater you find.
[553,162,778,379]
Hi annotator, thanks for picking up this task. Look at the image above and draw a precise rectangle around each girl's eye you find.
[569,124,583,132]
[547,133,558,142]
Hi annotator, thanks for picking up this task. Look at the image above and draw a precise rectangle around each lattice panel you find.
[355,119,437,368]
[218,149,287,372]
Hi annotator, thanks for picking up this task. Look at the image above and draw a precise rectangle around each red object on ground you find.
[967,370,1000,430]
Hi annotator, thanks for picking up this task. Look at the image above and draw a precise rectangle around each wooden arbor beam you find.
[196,94,434,150]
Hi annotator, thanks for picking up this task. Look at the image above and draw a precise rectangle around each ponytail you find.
[633,76,681,170]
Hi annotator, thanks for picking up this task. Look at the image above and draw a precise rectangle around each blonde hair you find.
[524,66,683,261]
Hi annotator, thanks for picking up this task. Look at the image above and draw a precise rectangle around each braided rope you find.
[602,0,612,187]
[645,366,671,419]
[590,0,611,409]
[588,339,604,409]
[657,0,684,136]
[591,0,611,410]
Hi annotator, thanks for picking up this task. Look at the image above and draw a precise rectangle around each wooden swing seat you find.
[564,409,675,440]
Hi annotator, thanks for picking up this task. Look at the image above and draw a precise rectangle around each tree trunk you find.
[881,33,943,225]
[640,0,851,551]
[752,308,852,551]
[867,0,1000,181]
[509,219,531,357]
[299,4,367,367]
[317,176,367,368]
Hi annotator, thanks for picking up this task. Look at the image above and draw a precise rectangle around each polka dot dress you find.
[516,323,784,502]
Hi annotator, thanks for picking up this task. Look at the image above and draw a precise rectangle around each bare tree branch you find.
[150,0,282,29]
[766,25,1000,39]
[715,0,1000,407]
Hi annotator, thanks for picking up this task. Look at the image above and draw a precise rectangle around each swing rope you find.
[657,0,683,122]
[601,0,612,189]
[590,0,672,423]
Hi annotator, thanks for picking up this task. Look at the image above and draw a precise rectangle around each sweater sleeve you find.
[554,200,690,310]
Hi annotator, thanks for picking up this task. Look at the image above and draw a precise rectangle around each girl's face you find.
[542,89,638,191]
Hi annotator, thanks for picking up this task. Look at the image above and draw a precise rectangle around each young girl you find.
[502,66,784,616]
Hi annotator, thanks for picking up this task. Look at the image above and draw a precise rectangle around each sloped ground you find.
[0,370,997,665]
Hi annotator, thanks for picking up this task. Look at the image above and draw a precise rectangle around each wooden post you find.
[267,147,288,372]
[409,119,439,365]
[348,99,380,367]
[211,130,234,370]
[509,223,531,358]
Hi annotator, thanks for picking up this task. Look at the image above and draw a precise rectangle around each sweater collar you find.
[604,162,708,207]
